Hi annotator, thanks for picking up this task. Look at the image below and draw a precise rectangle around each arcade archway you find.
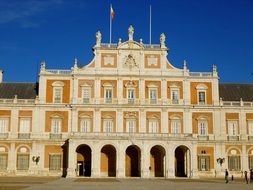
[76,144,91,177]
[150,145,165,177]
[175,145,191,177]
[100,144,116,177]
[125,145,141,177]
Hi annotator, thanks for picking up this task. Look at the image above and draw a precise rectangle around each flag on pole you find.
[110,5,115,19]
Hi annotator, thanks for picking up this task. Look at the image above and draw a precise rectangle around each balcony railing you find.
[0,133,8,139]
[198,135,209,141]
[50,133,62,139]
[227,135,239,141]
[18,133,30,139]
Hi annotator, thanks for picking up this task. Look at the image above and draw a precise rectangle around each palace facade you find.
[0,26,253,178]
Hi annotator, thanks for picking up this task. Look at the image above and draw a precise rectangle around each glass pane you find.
[17,154,29,170]
[0,154,7,170]
[20,119,30,133]
[49,155,61,171]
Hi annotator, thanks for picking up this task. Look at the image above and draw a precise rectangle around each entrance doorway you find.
[76,144,91,177]
[125,145,141,177]
[175,145,190,177]
[100,145,116,177]
[150,145,165,177]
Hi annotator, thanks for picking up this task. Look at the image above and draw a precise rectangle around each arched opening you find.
[175,145,190,177]
[100,145,116,177]
[125,145,141,177]
[76,144,91,177]
[150,145,166,177]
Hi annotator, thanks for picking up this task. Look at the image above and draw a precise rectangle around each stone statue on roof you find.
[160,33,166,48]
[95,31,101,47]
[128,25,134,41]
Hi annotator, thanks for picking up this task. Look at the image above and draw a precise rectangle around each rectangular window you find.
[19,118,30,133]
[198,91,206,104]
[17,154,29,170]
[49,154,61,171]
[198,120,207,135]
[198,156,210,171]
[82,88,90,103]
[171,120,181,134]
[128,89,135,103]
[248,121,253,135]
[149,120,158,133]
[149,89,157,104]
[126,120,136,133]
[54,87,62,103]
[0,118,8,133]
[103,120,113,133]
[172,89,179,104]
[105,89,112,103]
[80,119,90,133]
[228,156,241,171]
[228,121,237,136]
[0,154,7,170]
[51,119,62,134]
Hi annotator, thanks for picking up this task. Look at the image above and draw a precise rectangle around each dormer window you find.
[52,81,64,103]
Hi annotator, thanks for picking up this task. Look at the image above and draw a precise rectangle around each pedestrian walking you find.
[244,171,248,184]
[225,169,229,183]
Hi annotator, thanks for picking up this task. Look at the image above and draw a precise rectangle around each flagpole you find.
[110,4,112,44]
[149,5,152,45]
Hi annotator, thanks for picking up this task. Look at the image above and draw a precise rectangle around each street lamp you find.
[216,158,225,166]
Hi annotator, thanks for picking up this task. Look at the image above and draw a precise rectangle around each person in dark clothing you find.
[244,171,248,184]
[250,169,253,184]
[225,169,229,183]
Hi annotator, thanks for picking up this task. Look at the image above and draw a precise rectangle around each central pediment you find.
[118,41,144,50]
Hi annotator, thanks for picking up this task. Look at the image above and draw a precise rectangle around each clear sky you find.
[0,0,253,83]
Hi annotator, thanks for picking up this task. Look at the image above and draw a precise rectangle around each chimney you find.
[0,70,3,83]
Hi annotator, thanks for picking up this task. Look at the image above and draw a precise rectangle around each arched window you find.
[228,149,241,171]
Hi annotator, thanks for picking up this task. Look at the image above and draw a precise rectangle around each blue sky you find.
[0,0,253,83]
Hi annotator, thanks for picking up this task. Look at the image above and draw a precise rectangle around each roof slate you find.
[219,83,253,101]
[0,83,38,99]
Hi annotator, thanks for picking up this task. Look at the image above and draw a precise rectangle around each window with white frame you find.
[19,118,30,133]
[0,118,8,134]
[80,118,90,133]
[82,87,91,103]
[171,119,181,134]
[198,91,206,104]
[126,119,136,133]
[171,89,179,104]
[51,117,62,134]
[17,154,29,170]
[149,119,158,133]
[149,88,157,104]
[127,89,135,103]
[248,121,253,135]
[49,154,61,171]
[53,87,63,103]
[0,154,7,170]
[103,119,113,133]
[198,119,208,136]
[105,88,112,103]
[198,155,210,171]
[228,121,237,136]
[228,155,241,171]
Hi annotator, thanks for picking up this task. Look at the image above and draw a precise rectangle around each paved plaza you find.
[0,177,252,190]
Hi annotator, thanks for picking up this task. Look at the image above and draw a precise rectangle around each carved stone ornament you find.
[124,112,137,118]
[128,25,134,41]
[95,31,102,47]
[125,54,138,68]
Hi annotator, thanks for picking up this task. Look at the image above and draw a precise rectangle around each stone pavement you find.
[0,177,252,190]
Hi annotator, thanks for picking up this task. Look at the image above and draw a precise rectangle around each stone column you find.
[139,78,145,104]
[116,142,125,178]
[66,140,77,178]
[166,144,175,178]
[8,143,16,174]
[161,78,167,104]
[242,145,249,171]
[184,109,192,134]
[141,143,150,178]
[191,142,199,178]
[139,109,146,133]
[72,77,78,104]
[161,108,168,133]
[117,109,123,133]
[95,78,101,104]
[91,143,100,177]
[117,78,123,104]
[94,109,101,133]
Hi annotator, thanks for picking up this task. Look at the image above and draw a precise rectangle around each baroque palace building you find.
[0,26,253,178]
